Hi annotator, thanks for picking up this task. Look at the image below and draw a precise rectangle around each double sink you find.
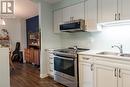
[97,51,130,57]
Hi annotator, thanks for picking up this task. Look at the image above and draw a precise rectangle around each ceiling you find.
[15,0,38,19]
[14,0,63,19]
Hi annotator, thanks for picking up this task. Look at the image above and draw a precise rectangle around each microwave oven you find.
[60,19,86,32]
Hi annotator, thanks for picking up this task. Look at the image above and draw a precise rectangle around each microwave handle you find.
[54,56,74,61]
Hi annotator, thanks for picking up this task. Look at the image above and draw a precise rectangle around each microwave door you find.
[60,22,81,31]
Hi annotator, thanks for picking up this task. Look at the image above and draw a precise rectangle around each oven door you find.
[54,56,75,77]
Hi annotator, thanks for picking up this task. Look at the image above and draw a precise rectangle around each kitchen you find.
[1,0,130,87]
[45,0,130,87]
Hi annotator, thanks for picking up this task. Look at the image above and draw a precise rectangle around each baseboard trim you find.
[40,74,48,78]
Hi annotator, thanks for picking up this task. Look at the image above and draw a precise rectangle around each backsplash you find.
[60,25,130,53]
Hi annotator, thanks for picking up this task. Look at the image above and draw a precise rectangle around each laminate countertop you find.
[78,50,130,61]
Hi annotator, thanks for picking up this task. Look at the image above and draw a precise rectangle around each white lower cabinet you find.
[118,69,130,87]
[94,64,117,87]
[79,55,94,87]
[79,55,130,87]
[79,62,93,87]
[94,57,130,87]
[46,49,54,77]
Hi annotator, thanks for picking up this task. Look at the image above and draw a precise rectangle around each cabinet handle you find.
[70,17,74,21]
[119,69,121,78]
[119,13,121,20]
[49,62,53,64]
[82,57,90,60]
[91,64,94,71]
[114,68,117,77]
[115,14,117,20]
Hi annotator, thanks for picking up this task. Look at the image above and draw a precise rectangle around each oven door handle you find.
[54,56,74,61]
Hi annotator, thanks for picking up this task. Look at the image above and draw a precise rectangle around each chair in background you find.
[11,42,23,63]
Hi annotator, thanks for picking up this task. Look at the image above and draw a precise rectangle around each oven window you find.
[54,57,75,76]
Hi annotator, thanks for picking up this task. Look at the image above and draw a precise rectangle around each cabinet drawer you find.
[49,56,54,59]
[79,55,94,63]
[48,64,54,70]
[94,57,130,68]
[49,54,54,57]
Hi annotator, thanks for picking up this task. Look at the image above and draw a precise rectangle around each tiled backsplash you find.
[60,25,130,53]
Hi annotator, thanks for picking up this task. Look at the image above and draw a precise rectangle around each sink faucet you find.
[112,44,123,54]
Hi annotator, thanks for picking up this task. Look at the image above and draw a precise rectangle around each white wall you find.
[39,0,61,78]
[0,18,27,50]
[20,19,27,50]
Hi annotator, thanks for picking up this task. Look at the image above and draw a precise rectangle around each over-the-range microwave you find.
[60,19,86,32]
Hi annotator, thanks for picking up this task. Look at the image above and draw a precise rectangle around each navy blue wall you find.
[26,16,39,32]
[26,16,39,47]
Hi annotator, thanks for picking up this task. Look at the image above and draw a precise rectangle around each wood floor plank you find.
[10,63,65,87]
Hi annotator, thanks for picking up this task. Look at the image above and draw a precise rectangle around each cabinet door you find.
[118,0,130,20]
[53,9,63,33]
[98,0,118,23]
[70,2,84,20]
[46,50,54,77]
[94,64,118,87]
[63,3,84,22]
[118,69,130,87]
[63,6,71,22]
[34,50,40,65]
[79,62,93,87]
[85,0,98,32]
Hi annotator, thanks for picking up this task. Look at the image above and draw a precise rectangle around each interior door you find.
[94,64,118,87]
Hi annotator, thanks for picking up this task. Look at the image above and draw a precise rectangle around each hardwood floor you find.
[10,63,65,87]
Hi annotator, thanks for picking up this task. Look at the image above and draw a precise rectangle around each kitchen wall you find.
[1,18,27,50]
[53,0,130,53]
[60,26,130,53]
[39,0,61,78]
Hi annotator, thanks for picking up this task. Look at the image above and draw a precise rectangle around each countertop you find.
[78,50,130,61]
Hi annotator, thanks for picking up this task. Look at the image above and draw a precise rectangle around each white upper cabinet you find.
[98,0,118,23]
[70,2,84,20]
[62,6,71,22]
[53,9,63,33]
[85,0,98,32]
[118,0,130,20]
[98,0,130,23]
[63,2,84,22]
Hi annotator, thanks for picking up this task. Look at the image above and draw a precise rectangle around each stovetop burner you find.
[54,47,90,58]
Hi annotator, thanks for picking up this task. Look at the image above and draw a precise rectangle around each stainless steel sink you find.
[97,51,120,56]
[120,53,130,57]
[97,51,130,57]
